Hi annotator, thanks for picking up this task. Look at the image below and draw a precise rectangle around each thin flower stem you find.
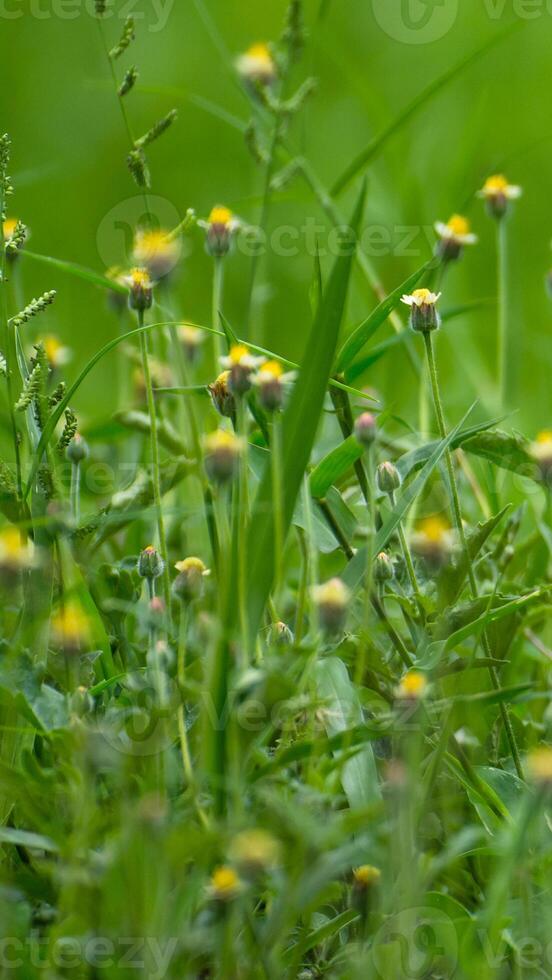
[271,413,284,599]
[497,217,508,410]
[356,444,376,686]
[212,257,224,370]
[137,311,172,627]
[423,330,524,780]
[0,194,23,502]
[236,397,250,664]
[70,462,81,526]
[177,605,209,828]
[390,490,425,624]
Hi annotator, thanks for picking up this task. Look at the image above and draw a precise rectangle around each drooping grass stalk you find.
[137,311,171,625]
[496,216,508,409]
[423,330,524,779]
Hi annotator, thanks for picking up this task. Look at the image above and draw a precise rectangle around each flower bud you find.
[354,412,377,447]
[256,360,284,412]
[434,215,477,263]
[411,516,454,570]
[312,577,350,634]
[229,829,280,877]
[137,545,165,581]
[179,325,205,365]
[204,430,242,485]
[221,344,264,397]
[208,371,235,419]
[401,288,441,333]
[478,174,522,220]
[268,621,294,646]
[201,205,238,258]
[374,551,394,584]
[236,43,277,88]
[66,433,89,465]
[51,602,90,654]
[126,267,153,313]
[353,864,381,891]
[376,461,401,495]
[173,556,210,603]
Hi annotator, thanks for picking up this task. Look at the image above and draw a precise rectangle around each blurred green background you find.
[1,0,550,432]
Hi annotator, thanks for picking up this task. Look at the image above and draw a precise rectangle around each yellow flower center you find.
[129,267,152,289]
[527,746,552,783]
[483,174,509,195]
[174,557,207,575]
[0,528,25,561]
[228,343,250,365]
[210,865,240,897]
[3,218,17,239]
[205,429,240,453]
[399,671,428,698]
[259,360,283,380]
[209,205,233,227]
[245,42,273,66]
[411,288,435,305]
[447,214,470,237]
[51,603,90,645]
[43,335,62,363]
[416,515,450,543]
[134,229,175,258]
[536,430,552,445]
[353,865,381,887]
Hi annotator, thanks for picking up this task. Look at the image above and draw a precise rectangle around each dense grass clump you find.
[0,3,552,978]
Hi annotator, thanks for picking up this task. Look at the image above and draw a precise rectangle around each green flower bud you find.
[138,545,165,581]
[377,461,401,495]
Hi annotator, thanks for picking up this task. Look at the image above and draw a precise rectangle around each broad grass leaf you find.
[244,182,367,638]
[395,418,505,483]
[463,429,535,478]
[315,656,380,808]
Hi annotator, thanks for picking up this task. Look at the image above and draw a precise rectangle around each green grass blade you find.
[244,182,367,638]
[335,260,432,374]
[309,434,363,499]
[331,24,521,197]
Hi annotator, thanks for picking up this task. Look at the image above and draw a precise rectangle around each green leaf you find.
[331,23,522,196]
[335,260,432,373]
[22,248,126,294]
[437,507,510,608]
[315,656,380,808]
[244,182,366,638]
[343,406,475,591]
[463,429,535,478]
[0,826,58,853]
[395,418,505,483]
[309,435,363,499]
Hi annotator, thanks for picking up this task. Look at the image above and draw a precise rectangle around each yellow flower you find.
[530,431,552,485]
[51,602,90,652]
[478,174,522,219]
[435,215,477,261]
[125,267,154,313]
[527,746,552,786]
[204,429,243,484]
[353,865,381,888]
[42,335,71,369]
[0,527,34,572]
[199,206,239,257]
[230,829,280,874]
[396,671,428,701]
[236,42,276,85]
[312,577,351,634]
[133,228,180,280]
[401,289,441,333]
[480,174,522,200]
[411,515,454,568]
[3,218,18,241]
[221,344,265,396]
[178,325,205,363]
[209,865,242,901]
